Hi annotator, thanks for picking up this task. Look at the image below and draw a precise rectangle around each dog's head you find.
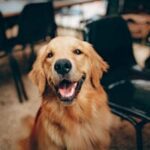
[29,36,108,105]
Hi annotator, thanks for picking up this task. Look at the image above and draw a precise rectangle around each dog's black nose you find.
[54,59,72,75]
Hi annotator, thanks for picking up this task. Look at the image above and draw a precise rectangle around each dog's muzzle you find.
[52,59,86,104]
[54,74,86,104]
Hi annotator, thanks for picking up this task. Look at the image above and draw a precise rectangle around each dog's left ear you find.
[83,42,109,89]
[29,45,47,94]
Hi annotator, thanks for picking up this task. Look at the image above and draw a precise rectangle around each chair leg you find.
[135,121,148,150]
[135,124,143,150]
[17,70,28,101]
[29,44,36,70]
[111,108,147,150]
[9,54,23,102]
[8,54,28,102]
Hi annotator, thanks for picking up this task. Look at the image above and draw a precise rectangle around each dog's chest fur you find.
[34,98,110,150]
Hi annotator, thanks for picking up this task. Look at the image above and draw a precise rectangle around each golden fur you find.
[28,36,112,150]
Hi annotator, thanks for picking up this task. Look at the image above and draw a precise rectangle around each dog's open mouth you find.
[55,74,86,104]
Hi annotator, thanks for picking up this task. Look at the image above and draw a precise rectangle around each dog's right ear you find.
[83,42,109,89]
[29,45,47,94]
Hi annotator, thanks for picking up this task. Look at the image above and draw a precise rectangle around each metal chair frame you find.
[0,1,57,102]
[0,12,28,102]
[83,16,150,150]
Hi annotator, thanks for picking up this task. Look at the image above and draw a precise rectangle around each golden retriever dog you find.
[28,36,112,150]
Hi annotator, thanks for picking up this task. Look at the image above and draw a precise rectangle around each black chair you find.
[3,1,57,102]
[84,16,150,150]
[8,1,57,72]
[0,12,28,103]
[16,1,57,44]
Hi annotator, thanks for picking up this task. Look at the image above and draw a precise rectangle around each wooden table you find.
[0,0,99,18]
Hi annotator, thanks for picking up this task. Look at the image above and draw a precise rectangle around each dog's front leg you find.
[30,119,63,150]
[30,132,62,150]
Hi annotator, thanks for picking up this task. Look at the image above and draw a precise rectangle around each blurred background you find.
[0,0,150,150]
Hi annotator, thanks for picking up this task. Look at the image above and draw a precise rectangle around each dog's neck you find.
[41,83,107,125]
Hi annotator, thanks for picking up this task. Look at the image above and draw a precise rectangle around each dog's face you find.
[30,37,108,105]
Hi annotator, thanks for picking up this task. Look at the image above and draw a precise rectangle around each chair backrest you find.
[106,0,120,16]
[84,16,136,71]
[18,1,57,44]
[0,12,6,50]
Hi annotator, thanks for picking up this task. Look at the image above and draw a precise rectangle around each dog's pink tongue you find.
[59,83,77,97]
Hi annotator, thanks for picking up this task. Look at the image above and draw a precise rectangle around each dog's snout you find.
[54,59,72,75]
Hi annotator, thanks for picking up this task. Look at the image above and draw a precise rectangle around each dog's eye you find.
[73,49,82,55]
[47,52,53,58]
